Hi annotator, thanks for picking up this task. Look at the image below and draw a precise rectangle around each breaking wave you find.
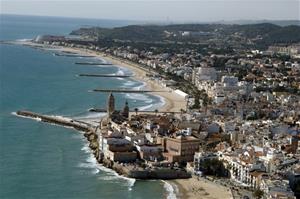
[73,112,107,122]
[79,142,136,191]
[162,180,178,199]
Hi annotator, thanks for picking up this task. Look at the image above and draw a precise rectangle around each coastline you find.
[8,40,230,199]
[9,41,187,198]
[9,40,187,113]
[66,47,187,112]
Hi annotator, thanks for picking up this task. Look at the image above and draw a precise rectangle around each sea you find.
[0,14,175,199]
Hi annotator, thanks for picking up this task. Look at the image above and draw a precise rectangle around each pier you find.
[88,108,180,114]
[88,108,107,112]
[78,74,132,78]
[75,62,112,65]
[53,53,95,58]
[92,89,168,93]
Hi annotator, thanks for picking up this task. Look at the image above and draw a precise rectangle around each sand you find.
[12,41,231,199]
[171,177,233,199]
[88,50,187,112]
[43,44,187,113]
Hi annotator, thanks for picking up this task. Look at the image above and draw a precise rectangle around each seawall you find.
[15,110,191,180]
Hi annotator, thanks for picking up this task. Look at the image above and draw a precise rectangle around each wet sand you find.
[15,41,187,113]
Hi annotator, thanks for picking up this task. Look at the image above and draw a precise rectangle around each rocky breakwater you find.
[15,110,103,162]
[16,110,94,132]
[15,110,191,180]
[83,131,103,163]
[102,159,191,180]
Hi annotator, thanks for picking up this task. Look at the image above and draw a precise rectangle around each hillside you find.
[70,23,300,48]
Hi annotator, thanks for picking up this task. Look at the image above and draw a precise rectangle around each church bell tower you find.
[107,92,115,117]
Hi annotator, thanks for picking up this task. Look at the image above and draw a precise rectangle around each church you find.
[106,92,130,124]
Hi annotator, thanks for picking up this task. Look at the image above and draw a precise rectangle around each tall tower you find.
[122,100,129,118]
[107,92,115,117]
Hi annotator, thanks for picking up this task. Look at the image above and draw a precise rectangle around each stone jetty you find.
[15,110,190,180]
[15,110,102,163]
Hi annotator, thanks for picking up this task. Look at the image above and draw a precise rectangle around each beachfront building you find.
[136,145,164,161]
[192,67,217,90]
[103,137,137,163]
[261,179,296,199]
[222,153,256,187]
[163,135,201,163]
[193,152,219,174]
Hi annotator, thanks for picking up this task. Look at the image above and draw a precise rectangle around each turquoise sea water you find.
[0,15,168,199]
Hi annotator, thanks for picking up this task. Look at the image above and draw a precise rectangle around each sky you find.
[1,0,299,22]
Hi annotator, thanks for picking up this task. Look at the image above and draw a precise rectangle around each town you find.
[20,23,300,199]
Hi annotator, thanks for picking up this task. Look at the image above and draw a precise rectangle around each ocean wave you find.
[138,104,154,111]
[122,80,136,87]
[96,163,136,190]
[125,93,150,101]
[162,180,178,199]
[152,95,166,110]
[116,68,126,76]
[79,142,136,190]
[92,57,107,63]
[133,81,146,90]
[75,112,107,119]
[117,66,132,75]
[124,93,165,111]
[15,38,32,42]
[11,112,42,122]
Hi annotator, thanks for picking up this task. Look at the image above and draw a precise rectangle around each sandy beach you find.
[171,177,233,199]
[10,41,232,199]
[23,42,187,113]
[85,49,187,112]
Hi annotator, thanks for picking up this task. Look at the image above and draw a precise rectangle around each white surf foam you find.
[11,112,42,122]
[79,142,136,190]
[122,81,136,87]
[138,104,154,111]
[162,180,178,199]
[73,112,107,124]
[116,66,132,75]
[116,68,126,76]
[15,38,32,42]
[133,81,147,90]
[93,57,109,64]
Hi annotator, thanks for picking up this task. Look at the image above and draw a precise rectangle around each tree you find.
[200,159,229,177]
[134,108,139,115]
[154,109,158,116]
[253,189,264,199]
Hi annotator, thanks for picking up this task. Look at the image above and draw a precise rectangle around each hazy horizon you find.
[1,0,299,23]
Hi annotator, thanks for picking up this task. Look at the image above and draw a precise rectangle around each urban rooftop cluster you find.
[33,23,300,199]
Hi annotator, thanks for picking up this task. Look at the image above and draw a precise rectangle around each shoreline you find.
[8,40,187,113]
[8,41,186,198]
[64,47,187,112]
[8,40,230,199]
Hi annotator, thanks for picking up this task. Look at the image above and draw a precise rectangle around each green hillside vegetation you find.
[70,23,300,48]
